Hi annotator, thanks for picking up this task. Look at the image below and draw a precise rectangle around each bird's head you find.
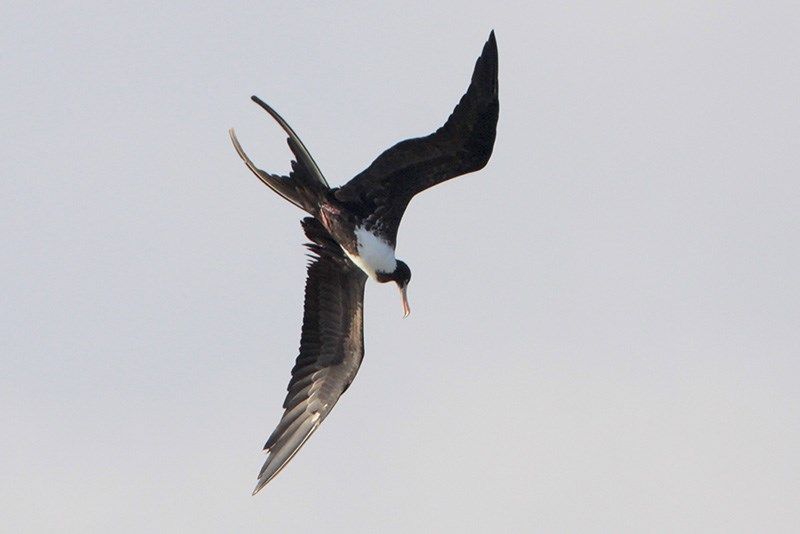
[377,260,412,318]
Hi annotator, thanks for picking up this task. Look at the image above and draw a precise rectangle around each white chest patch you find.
[344,226,397,279]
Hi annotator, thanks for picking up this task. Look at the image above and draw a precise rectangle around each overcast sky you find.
[3,2,799,532]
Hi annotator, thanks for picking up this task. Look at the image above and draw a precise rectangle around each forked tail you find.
[229,96,329,214]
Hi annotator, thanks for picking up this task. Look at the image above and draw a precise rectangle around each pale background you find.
[2,2,799,532]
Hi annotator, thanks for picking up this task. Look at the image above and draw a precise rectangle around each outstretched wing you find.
[334,31,499,245]
[253,217,368,494]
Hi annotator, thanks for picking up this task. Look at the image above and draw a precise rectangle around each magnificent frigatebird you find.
[229,31,498,494]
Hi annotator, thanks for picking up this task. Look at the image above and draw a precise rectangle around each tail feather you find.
[229,97,330,214]
[229,128,307,211]
[250,96,329,189]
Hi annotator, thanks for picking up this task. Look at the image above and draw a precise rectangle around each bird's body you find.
[342,226,398,280]
[317,202,397,279]
[230,31,499,493]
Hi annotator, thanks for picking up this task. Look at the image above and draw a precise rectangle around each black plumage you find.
[253,218,367,493]
[334,31,499,246]
[231,31,499,493]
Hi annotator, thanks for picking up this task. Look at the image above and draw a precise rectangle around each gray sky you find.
[3,2,799,532]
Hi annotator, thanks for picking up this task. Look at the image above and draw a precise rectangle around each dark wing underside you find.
[334,31,499,245]
[253,217,368,494]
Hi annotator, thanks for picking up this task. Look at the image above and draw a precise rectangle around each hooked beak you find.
[399,283,411,318]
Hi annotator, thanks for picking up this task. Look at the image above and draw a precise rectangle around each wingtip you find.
[485,30,498,54]
[252,479,266,496]
[251,451,273,495]
[472,30,498,92]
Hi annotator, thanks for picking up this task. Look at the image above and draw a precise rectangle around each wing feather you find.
[334,31,499,244]
[253,218,367,494]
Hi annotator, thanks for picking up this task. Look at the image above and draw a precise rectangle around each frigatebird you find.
[230,31,498,494]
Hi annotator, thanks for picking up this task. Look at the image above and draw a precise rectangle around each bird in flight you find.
[229,31,499,494]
